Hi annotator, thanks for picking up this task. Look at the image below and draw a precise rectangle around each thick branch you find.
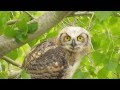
[0,11,74,58]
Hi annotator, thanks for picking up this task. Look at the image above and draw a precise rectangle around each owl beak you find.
[71,39,76,48]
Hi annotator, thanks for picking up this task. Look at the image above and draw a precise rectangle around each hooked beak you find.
[71,39,76,48]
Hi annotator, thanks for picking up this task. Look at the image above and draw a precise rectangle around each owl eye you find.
[77,36,84,42]
[64,36,71,42]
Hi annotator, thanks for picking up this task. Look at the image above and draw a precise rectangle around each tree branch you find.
[6,11,94,26]
[0,11,74,58]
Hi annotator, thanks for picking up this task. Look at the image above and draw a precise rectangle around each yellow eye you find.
[64,36,71,42]
[77,36,84,42]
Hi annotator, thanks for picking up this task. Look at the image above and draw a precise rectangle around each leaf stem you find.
[6,19,19,25]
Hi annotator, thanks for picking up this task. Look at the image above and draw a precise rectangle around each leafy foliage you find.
[20,69,31,79]
[0,11,120,79]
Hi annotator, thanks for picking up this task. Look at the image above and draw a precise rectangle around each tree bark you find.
[0,11,74,58]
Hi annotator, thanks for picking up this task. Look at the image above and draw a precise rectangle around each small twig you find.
[10,11,15,19]
[2,56,22,68]
[24,11,34,20]
[27,18,38,24]
[87,12,95,30]
[86,54,94,66]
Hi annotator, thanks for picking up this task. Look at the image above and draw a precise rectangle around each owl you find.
[22,26,91,79]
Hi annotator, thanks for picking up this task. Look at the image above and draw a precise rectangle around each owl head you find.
[57,26,91,53]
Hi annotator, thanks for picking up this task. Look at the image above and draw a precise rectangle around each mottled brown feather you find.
[22,41,68,79]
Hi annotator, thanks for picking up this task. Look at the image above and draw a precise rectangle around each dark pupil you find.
[66,37,69,39]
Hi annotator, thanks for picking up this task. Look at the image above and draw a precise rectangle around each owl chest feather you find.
[64,50,80,66]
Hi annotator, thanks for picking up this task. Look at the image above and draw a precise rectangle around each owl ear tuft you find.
[56,33,63,45]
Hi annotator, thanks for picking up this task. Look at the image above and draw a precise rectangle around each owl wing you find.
[22,41,68,79]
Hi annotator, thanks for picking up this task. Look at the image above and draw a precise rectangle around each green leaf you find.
[97,67,108,78]
[15,34,28,43]
[28,39,38,47]
[72,69,83,79]
[16,12,31,35]
[0,71,8,79]
[6,49,18,60]
[46,30,58,38]
[1,62,5,71]
[22,44,31,55]
[0,12,11,25]
[109,25,120,36]
[91,51,106,66]
[16,22,28,36]
[86,66,96,77]
[4,26,17,38]
[73,69,90,79]
[109,17,118,25]
[28,22,38,34]
[80,56,91,67]
[17,48,24,57]
[91,33,101,50]
[107,58,118,71]
[20,69,31,79]
[95,11,113,22]
[116,64,120,74]
[0,12,11,35]
[18,12,31,21]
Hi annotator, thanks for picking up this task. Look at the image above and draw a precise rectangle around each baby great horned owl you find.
[22,26,91,79]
